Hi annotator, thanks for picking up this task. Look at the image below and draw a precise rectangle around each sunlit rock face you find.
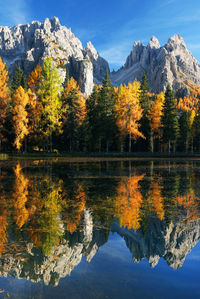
[112,216,200,269]
[0,209,107,286]
[110,34,200,93]
[0,17,95,96]
[85,41,110,84]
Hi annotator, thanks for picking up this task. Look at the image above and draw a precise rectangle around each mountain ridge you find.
[0,17,200,95]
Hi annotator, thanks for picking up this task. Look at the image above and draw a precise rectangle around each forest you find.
[0,56,200,153]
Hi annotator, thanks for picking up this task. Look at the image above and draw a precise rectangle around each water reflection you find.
[0,160,200,287]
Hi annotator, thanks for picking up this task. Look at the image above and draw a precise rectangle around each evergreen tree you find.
[192,103,200,151]
[62,77,86,152]
[86,84,101,151]
[178,111,191,152]
[11,66,27,93]
[138,72,151,151]
[161,85,179,153]
[97,70,117,152]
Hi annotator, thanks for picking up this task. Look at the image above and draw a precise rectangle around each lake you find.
[0,159,200,299]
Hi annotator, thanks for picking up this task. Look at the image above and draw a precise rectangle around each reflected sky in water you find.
[0,159,200,298]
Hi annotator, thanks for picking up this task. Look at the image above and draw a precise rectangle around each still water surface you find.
[0,159,200,298]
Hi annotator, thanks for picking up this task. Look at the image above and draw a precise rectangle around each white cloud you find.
[0,0,30,26]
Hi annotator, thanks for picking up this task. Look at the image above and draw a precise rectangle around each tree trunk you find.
[150,131,154,153]
[168,140,171,153]
[99,137,101,153]
[106,140,109,153]
[129,133,131,153]
[120,139,124,153]
[50,132,52,153]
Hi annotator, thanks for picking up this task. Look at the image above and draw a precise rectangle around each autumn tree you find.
[115,80,144,152]
[149,92,165,152]
[114,173,145,231]
[161,85,179,153]
[13,163,30,228]
[27,64,42,93]
[38,57,63,152]
[0,57,10,148]
[12,86,29,151]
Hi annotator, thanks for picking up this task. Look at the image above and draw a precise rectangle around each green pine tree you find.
[161,85,179,153]
[138,72,151,151]
[97,70,117,152]
[178,111,191,152]
[11,66,27,94]
[192,103,200,151]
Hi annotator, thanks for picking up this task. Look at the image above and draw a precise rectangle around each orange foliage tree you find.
[149,179,165,220]
[65,184,86,234]
[114,173,145,231]
[0,197,8,255]
[13,163,30,228]
[27,64,42,93]
[115,80,144,152]
[149,92,165,152]
[12,86,29,151]
[0,57,10,145]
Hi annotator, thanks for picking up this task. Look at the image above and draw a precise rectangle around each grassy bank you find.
[2,151,200,161]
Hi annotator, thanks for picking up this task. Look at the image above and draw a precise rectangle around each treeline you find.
[0,56,200,153]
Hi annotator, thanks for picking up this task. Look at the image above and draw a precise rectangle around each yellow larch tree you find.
[12,86,29,151]
[149,92,165,152]
[27,64,42,94]
[65,184,86,234]
[149,179,165,220]
[0,197,8,255]
[13,163,30,229]
[0,57,10,144]
[115,80,144,152]
[114,173,145,231]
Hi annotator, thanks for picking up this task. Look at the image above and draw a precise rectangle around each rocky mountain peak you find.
[148,35,160,49]
[165,34,186,50]
[85,41,98,60]
[111,34,200,93]
[85,40,110,84]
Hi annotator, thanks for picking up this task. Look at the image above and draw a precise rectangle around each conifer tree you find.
[115,80,144,152]
[97,70,117,152]
[86,84,101,151]
[62,77,86,151]
[12,86,29,151]
[11,66,27,93]
[192,103,200,151]
[0,57,10,147]
[161,85,179,153]
[138,72,151,151]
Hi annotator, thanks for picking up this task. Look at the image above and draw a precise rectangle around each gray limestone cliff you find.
[112,216,200,269]
[85,41,110,84]
[110,34,200,93]
[0,209,107,286]
[0,17,96,96]
[1,17,200,95]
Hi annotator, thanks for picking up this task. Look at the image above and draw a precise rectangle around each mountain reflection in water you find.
[0,160,199,287]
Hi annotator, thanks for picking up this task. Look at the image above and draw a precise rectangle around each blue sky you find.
[0,0,200,70]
